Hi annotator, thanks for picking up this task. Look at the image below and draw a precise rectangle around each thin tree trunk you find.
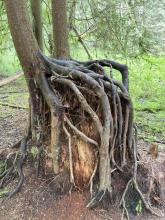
[5,0,40,77]
[51,0,70,59]
[5,0,65,172]
[31,0,43,51]
[5,0,43,138]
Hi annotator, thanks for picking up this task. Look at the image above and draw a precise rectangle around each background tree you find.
[1,0,165,67]
[31,0,43,50]
[69,0,165,58]
[51,0,70,58]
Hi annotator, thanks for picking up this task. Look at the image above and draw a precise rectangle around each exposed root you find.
[86,190,106,208]
[119,137,164,218]
[133,178,164,217]
[36,144,44,177]
[41,53,163,215]
[63,124,75,185]
[122,105,130,167]
[0,166,14,189]
[88,153,99,198]
[6,153,25,200]
[52,77,103,135]
[0,135,28,202]
[64,115,98,147]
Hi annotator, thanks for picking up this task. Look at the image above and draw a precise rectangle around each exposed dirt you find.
[0,107,27,149]
[0,167,121,220]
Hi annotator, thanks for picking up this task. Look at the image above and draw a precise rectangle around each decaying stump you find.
[0,54,164,218]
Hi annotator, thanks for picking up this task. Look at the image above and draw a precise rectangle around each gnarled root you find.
[119,137,164,218]
[0,135,28,203]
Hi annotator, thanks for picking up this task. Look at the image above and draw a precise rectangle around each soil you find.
[0,107,27,149]
[0,77,165,220]
[0,171,121,220]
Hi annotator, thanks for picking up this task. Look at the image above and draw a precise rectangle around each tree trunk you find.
[5,0,44,141]
[31,0,43,51]
[51,0,70,59]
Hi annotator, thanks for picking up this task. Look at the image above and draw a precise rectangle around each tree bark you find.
[5,0,45,140]
[5,0,62,154]
[51,0,70,59]
[31,0,43,51]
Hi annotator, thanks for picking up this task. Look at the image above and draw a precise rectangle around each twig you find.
[0,102,28,109]
[122,105,130,167]
[154,140,165,145]
[71,26,92,60]
[88,155,98,197]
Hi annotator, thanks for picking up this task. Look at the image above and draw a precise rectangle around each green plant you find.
[135,199,143,215]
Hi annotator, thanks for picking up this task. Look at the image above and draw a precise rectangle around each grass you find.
[0,52,20,76]
[0,77,28,119]
[128,56,165,143]
[129,56,165,113]
[0,50,164,143]
[0,161,5,174]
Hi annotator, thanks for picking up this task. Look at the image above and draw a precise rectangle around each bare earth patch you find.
[0,167,164,220]
[0,107,27,149]
[0,164,121,220]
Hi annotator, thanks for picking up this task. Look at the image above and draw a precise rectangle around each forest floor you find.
[0,76,165,220]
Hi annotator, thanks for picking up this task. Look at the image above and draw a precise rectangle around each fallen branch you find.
[0,102,28,109]
[71,26,92,60]
[0,72,23,87]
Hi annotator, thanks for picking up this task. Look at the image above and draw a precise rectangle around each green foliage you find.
[69,0,165,57]
[0,161,5,174]
[0,53,20,75]
[135,111,165,142]
[0,189,9,198]
[31,146,38,159]
[128,56,165,142]
[0,77,28,120]
[129,56,165,112]
[135,199,143,215]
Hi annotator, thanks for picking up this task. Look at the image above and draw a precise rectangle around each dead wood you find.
[0,72,23,87]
